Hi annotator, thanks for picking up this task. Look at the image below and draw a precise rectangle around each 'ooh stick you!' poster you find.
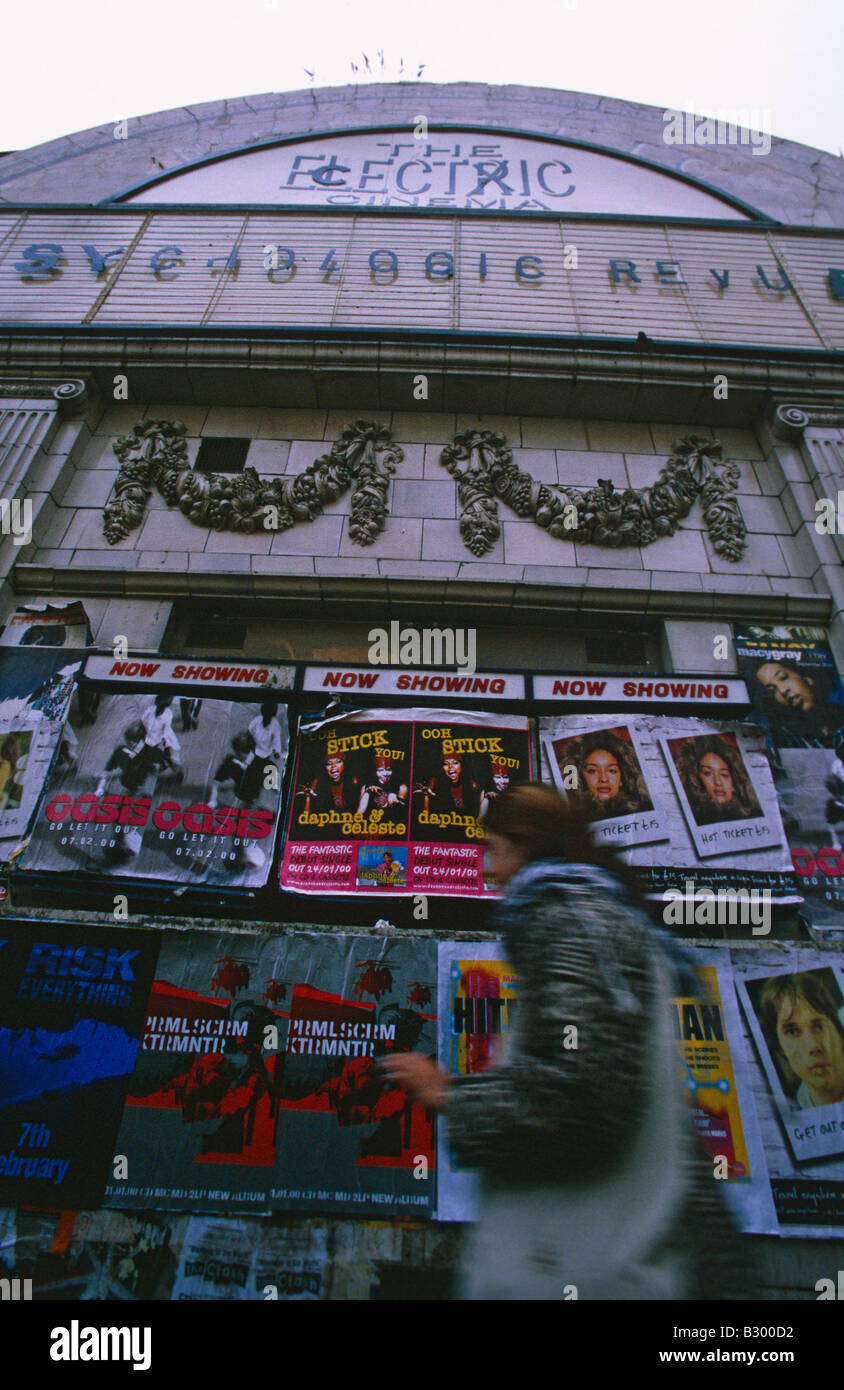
[280,707,533,896]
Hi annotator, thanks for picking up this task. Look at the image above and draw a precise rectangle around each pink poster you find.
[280,707,533,896]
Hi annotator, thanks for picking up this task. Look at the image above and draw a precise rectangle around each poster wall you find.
[105,929,437,1218]
[735,626,844,934]
[0,920,160,1210]
[21,689,288,888]
[540,713,795,898]
[733,947,844,1236]
[435,940,775,1231]
[280,707,533,897]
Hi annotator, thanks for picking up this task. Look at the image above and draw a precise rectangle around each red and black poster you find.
[280,707,533,896]
[21,678,289,888]
[104,929,437,1217]
[0,920,160,1209]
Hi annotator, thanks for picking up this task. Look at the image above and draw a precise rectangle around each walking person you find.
[382,783,751,1300]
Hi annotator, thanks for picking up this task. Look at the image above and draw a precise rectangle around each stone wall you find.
[14,402,815,601]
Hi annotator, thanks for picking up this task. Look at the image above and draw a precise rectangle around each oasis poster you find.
[0,920,160,1209]
[104,929,437,1217]
[280,706,533,896]
[21,689,288,888]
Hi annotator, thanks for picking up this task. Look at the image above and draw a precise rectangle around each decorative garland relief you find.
[102,419,746,561]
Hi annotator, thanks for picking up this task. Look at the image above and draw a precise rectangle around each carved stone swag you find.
[102,418,746,561]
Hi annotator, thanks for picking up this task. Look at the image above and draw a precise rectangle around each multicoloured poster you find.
[732,947,844,1235]
[280,707,533,896]
[539,713,795,899]
[21,689,288,887]
[435,940,774,1231]
[105,930,437,1217]
[673,953,775,1233]
[0,920,160,1209]
[436,941,518,1222]
[735,626,844,935]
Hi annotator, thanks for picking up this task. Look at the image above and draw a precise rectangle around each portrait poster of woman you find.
[738,964,844,1164]
[661,730,781,859]
[541,722,669,849]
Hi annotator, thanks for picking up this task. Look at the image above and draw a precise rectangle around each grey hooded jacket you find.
[440,858,752,1300]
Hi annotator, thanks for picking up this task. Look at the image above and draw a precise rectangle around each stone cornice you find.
[770,401,844,441]
[11,563,831,625]
[1,337,842,426]
[0,376,89,414]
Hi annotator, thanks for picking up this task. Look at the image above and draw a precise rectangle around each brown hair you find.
[480,781,651,907]
[756,969,844,1097]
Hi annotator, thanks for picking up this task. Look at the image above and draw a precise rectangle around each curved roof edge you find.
[1,82,843,227]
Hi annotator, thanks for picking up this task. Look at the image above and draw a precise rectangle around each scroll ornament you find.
[438,430,746,560]
[102,419,403,546]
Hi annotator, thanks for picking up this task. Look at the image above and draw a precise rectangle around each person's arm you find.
[441,894,654,1177]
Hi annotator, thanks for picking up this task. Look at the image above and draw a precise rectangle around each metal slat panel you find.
[0,213,145,323]
[0,210,840,353]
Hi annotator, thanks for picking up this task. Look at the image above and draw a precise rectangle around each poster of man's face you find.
[738,965,844,1164]
[542,722,668,849]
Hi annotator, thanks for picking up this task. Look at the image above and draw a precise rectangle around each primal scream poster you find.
[0,920,160,1209]
[104,930,437,1217]
[21,689,288,888]
[280,707,533,896]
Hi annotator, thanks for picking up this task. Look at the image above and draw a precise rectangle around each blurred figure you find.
[383,784,750,1300]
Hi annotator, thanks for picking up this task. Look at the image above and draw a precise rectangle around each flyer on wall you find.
[21,688,289,888]
[435,940,518,1222]
[436,940,776,1231]
[0,645,84,853]
[171,1217,329,1300]
[280,706,533,896]
[542,721,668,849]
[673,951,776,1234]
[734,625,844,753]
[539,713,796,899]
[735,626,844,935]
[0,919,160,1210]
[732,947,844,1236]
[104,929,437,1218]
[0,602,91,649]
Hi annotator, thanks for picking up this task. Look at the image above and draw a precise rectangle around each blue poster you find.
[0,920,160,1209]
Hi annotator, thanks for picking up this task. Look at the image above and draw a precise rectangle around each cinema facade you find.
[0,84,843,1298]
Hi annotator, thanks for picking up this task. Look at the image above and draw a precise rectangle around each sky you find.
[1,0,842,156]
